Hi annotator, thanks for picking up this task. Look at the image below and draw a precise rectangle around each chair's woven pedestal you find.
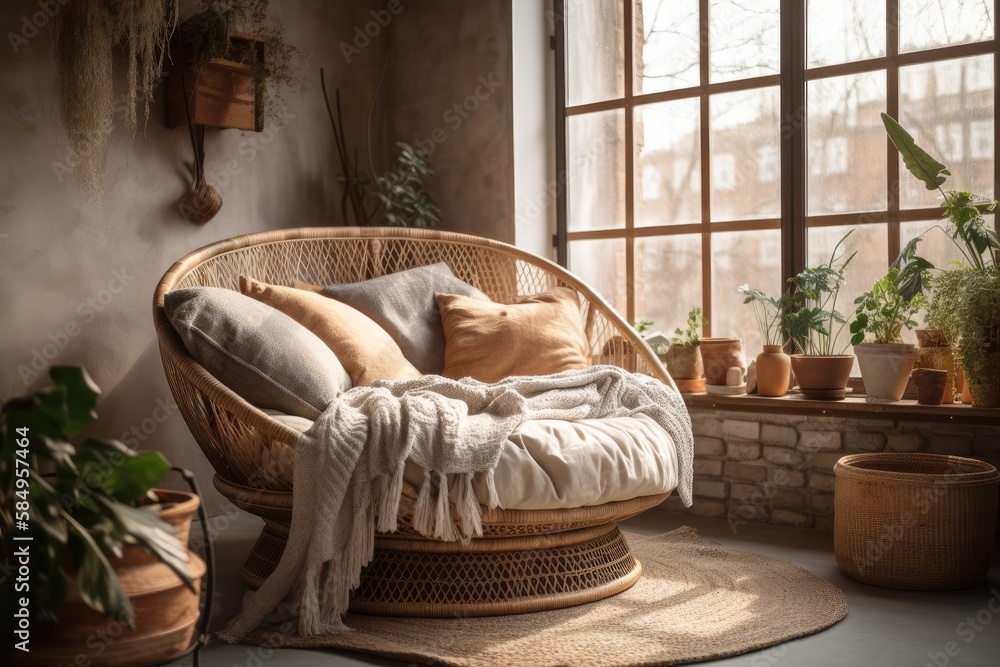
[216,476,667,616]
[155,228,682,618]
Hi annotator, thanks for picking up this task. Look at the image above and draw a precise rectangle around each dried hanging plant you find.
[112,0,179,134]
[55,0,178,194]
[55,0,115,195]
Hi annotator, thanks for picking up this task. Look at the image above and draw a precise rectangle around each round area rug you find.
[245,526,848,666]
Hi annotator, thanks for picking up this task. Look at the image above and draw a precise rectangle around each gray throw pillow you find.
[164,287,352,419]
[320,262,488,374]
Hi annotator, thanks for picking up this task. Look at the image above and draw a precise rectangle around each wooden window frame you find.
[554,0,1000,332]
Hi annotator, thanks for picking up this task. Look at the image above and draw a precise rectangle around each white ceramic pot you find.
[854,343,918,402]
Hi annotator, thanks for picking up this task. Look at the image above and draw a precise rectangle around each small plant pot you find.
[700,338,743,386]
[914,328,955,404]
[756,345,790,397]
[910,368,948,405]
[789,354,854,399]
[855,343,917,403]
[664,344,703,381]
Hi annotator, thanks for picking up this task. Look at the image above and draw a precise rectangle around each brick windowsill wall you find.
[658,408,1000,532]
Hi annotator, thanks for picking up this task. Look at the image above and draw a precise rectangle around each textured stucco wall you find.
[382,0,515,243]
[0,0,389,511]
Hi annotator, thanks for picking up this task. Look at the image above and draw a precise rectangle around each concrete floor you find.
[171,512,1000,667]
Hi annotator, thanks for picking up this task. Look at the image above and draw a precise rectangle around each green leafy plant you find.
[633,318,654,335]
[787,230,857,355]
[671,308,706,347]
[739,285,795,347]
[850,239,934,345]
[882,113,999,270]
[948,267,1000,396]
[928,267,1000,397]
[374,143,444,228]
[0,367,193,629]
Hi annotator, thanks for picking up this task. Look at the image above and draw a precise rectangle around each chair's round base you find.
[242,522,643,617]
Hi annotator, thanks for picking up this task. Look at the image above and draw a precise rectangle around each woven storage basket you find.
[834,453,999,590]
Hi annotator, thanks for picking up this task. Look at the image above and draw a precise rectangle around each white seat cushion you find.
[265,412,678,511]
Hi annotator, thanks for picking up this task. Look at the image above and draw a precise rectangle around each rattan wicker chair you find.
[153,227,680,617]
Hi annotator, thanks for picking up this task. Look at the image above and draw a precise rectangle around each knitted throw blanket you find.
[217,365,693,641]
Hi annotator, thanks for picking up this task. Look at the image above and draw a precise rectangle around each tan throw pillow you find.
[436,287,590,383]
[239,276,422,386]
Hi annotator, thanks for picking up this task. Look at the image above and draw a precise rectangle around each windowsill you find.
[683,392,1000,426]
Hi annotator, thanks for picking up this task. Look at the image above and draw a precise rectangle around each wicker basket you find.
[834,453,999,590]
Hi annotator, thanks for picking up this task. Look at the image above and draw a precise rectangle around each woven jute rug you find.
[244,527,848,666]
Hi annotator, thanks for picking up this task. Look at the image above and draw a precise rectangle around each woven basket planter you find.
[834,453,999,590]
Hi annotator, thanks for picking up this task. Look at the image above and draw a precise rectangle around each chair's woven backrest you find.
[153,227,674,490]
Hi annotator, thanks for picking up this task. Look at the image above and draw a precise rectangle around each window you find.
[555,0,998,358]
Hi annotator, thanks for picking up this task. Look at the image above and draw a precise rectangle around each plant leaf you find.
[97,497,195,592]
[49,366,101,437]
[881,112,950,191]
[89,445,171,505]
[65,512,135,628]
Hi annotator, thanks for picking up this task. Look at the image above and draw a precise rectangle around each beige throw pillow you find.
[436,287,590,383]
[239,276,422,386]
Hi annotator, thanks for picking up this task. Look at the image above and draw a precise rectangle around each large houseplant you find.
[1,367,203,665]
[882,113,1000,406]
[786,230,858,399]
[739,285,794,397]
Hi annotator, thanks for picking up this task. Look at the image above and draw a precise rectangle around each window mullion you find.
[780,0,806,284]
[886,0,901,265]
[624,0,635,323]
[699,0,712,335]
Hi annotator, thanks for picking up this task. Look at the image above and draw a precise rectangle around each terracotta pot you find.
[756,345,791,397]
[700,337,743,386]
[855,343,918,402]
[956,368,970,403]
[970,383,1000,409]
[789,354,854,391]
[16,490,205,667]
[911,368,948,405]
[961,376,974,405]
[914,344,955,404]
[664,344,703,380]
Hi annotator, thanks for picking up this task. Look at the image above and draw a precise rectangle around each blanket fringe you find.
[457,472,482,543]
[412,471,435,536]
[486,468,501,509]
[376,460,406,533]
[433,471,457,542]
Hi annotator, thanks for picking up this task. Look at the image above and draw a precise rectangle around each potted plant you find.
[929,268,1000,407]
[786,230,858,399]
[661,308,706,392]
[739,285,794,397]
[849,241,932,402]
[1,367,204,666]
[882,113,1000,406]
[167,0,307,132]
